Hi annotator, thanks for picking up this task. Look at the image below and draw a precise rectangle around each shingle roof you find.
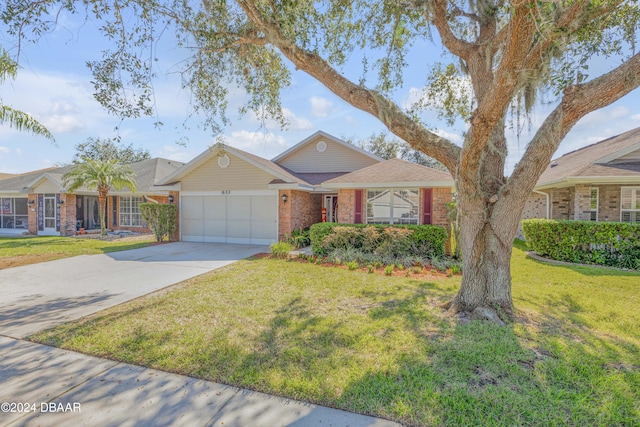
[537,127,640,186]
[0,158,183,194]
[322,158,453,187]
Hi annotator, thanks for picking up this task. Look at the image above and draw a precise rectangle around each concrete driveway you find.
[0,242,267,338]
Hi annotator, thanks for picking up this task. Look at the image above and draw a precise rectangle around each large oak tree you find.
[4,0,640,321]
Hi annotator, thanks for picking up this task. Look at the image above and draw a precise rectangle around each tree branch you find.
[433,0,474,60]
[236,0,461,171]
[502,51,640,206]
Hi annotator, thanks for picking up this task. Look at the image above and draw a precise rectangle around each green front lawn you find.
[0,235,155,269]
[31,243,640,426]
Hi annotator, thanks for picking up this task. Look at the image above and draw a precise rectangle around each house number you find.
[221,190,231,195]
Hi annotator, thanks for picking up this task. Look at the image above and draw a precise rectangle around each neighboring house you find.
[520,126,640,235]
[0,131,455,241]
[155,131,455,244]
[0,158,183,236]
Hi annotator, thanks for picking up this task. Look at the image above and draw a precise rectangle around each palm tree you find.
[63,159,137,236]
[0,46,54,140]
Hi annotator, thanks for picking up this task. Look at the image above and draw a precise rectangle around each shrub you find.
[286,227,311,249]
[309,222,447,258]
[522,219,640,269]
[139,203,177,242]
[270,241,294,258]
[384,265,394,276]
[346,260,359,271]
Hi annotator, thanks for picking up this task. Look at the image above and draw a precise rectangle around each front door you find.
[324,195,338,223]
[42,195,58,235]
[85,197,100,230]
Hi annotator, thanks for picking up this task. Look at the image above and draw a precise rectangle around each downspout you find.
[532,190,550,219]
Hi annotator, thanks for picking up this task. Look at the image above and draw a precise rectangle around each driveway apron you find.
[0,242,267,339]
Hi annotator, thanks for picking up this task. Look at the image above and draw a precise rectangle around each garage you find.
[180,193,278,245]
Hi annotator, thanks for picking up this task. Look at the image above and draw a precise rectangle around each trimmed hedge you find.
[140,203,177,242]
[522,219,640,269]
[310,222,447,258]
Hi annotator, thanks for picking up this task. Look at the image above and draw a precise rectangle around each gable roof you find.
[322,158,454,188]
[536,127,640,188]
[156,144,314,188]
[0,173,15,180]
[0,158,183,194]
[271,130,383,165]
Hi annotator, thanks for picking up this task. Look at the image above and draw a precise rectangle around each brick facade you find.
[278,190,322,240]
[27,194,37,235]
[336,189,357,224]
[549,187,574,219]
[520,185,628,238]
[59,194,77,236]
[431,187,453,227]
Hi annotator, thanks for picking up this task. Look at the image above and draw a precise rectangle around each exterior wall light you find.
[168,195,174,204]
[282,194,288,204]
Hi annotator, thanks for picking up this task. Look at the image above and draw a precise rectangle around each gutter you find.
[532,190,550,219]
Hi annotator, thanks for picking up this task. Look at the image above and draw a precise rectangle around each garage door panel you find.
[203,219,226,238]
[227,196,251,220]
[181,194,277,244]
[203,196,226,220]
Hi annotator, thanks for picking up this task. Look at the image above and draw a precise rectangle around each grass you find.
[0,235,155,269]
[31,242,640,426]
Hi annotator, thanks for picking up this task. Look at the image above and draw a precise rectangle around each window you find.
[366,188,419,225]
[0,198,28,230]
[621,187,640,223]
[590,188,598,221]
[119,196,144,227]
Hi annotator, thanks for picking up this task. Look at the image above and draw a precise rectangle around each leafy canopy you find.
[72,137,151,164]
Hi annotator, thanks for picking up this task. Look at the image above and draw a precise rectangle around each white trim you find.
[536,176,640,190]
[620,186,640,222]
[323,181,455,189]
[590,187,599,221]
[271,130,383,163]
[181,190,278,196]
[152,183,182,191]
[594,142,640,164]
[157,145,297,186]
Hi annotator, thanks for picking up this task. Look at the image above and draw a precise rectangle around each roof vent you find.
[218,154,230,168]
[550,161,558,168]
[316,140,327,152]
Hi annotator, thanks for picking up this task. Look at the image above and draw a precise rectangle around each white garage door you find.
[181,194,278,245]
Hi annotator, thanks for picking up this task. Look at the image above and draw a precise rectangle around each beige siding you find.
[181,153,275,191]
[278,138,378,173]
[34,180,61,194]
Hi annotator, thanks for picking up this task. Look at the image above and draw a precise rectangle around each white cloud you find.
[226,130,287,158]
[42,114,84,133]
[0,146,10,153]
[282,108,313,130]
[434,129,463,145]
[310,97,333,117]
[155,145,196,163]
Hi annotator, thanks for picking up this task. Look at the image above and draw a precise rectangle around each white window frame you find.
[620,187,640,223]
[119,196,144,227]
[589,187,598,221]
[365,188,419,225]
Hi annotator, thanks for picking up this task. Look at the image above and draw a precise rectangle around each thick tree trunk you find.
[444,220,516,324]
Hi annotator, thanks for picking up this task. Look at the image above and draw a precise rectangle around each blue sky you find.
[1,11,639,174]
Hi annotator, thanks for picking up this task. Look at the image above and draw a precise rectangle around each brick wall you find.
[517,192,548,239]
[60,194,77,236]
[278,190,322,240]
[431,187,453,227]
[599,185,621,221]
[336,189,357,224]
[27,194,37,235]
[169,191,180,241]
[549,187,574,219]
[573,184,592,220]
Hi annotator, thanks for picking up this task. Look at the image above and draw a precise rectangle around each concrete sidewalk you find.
[0,337,399,427]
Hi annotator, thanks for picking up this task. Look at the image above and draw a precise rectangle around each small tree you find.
[63,159,137,236]
[139,203,177,242]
